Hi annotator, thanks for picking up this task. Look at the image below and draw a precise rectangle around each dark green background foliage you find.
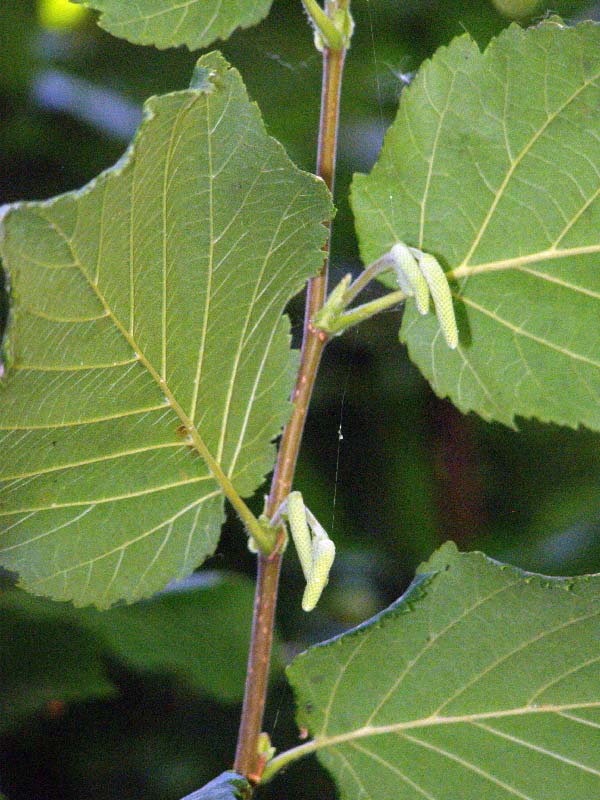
[1,1,599,799]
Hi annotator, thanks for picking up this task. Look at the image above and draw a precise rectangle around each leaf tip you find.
[190,51,229,94]
[416,540,460,575]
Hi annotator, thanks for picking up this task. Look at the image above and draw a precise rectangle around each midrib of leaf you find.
[269,700,600,781]
[21,85,275,539]
[450,245,600,284]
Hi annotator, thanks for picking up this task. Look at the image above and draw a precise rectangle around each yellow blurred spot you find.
[38,0,88,30]
[491,0,541,17]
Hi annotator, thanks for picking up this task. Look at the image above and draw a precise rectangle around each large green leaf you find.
[79,0,274,50]
[352,21,600,429]
[286,542,600,799]
[0,52,332,607]
[0,572,274,726]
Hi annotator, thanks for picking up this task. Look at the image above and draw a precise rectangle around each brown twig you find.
[233,21,347,782]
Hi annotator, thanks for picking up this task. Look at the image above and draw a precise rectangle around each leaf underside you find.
[352,20,600,429]
[80,0,274,50]
[0,52,332,607]
[287,542,600,800]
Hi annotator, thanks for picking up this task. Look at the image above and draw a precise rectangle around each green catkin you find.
[415,252,458,349]
[286,491,313,581]
[282,493,336,611]
[389,242,430,315]
[302,537,336,612]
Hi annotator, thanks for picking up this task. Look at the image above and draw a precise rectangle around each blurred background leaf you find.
[0,572,279,726]
[1,1,600,799]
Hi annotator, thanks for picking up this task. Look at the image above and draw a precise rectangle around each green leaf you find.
[79,0,274,50]
[0,590,117,729]
[76,573,279,702]
[0,573,274,725]
[351,21,600,429]
[179,771,251,800]
[286,542,600,799]
[0,52,332,606]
